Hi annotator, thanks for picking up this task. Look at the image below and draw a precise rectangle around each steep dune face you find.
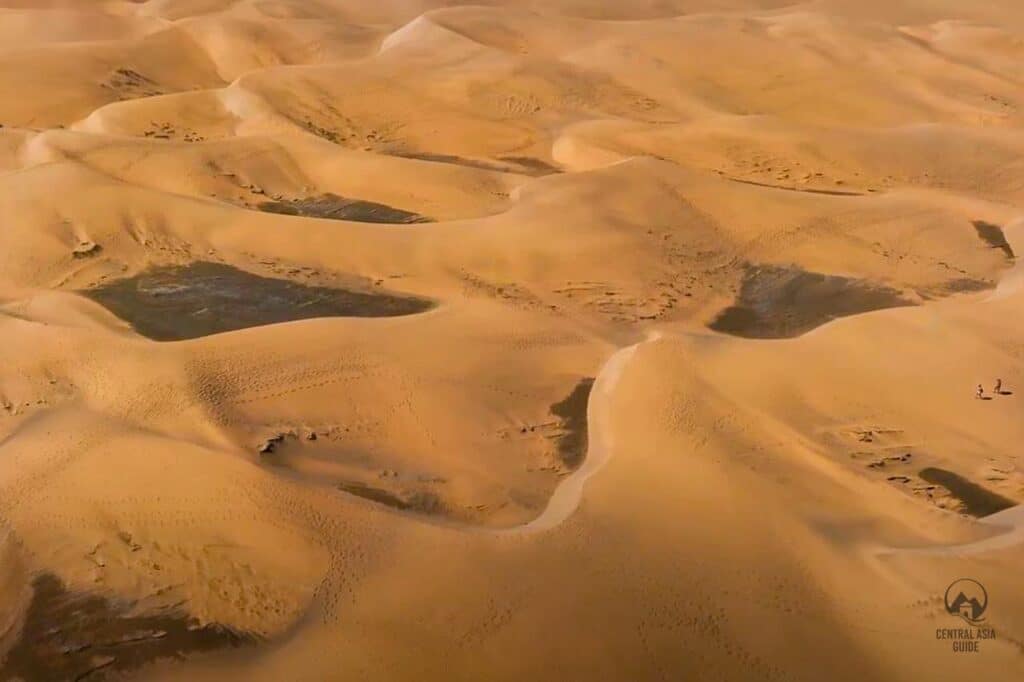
[1,0,1024,679]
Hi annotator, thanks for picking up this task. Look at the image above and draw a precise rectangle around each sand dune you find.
[1,0,1023,680]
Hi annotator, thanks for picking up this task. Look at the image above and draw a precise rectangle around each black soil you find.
[938,278,994,294]
[550,378,594,469]
[257,194,431,224]
[498,156,563,176]
[337,482,410,509]
[1,573,252,682]
[708,264,915,338]
[972,220,1015,259]
[397,152,506,173]
[398,152,561,176]
[726,176,865,197]
[919,467,1017,518]
[81,262,433,341]
[337,482,444,514]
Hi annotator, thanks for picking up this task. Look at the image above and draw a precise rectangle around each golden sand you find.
[1,1,1023,679]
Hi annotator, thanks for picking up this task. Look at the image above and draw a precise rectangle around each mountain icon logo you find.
[945,578,988,625]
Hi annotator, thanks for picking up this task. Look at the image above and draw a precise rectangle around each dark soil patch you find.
[726,176,866,196]
[498,156,563,176]
[0,573,252,682]
[337,482,410,509]
[921,276,991,296]
[550,378,594,469]
[258,194,431,224]
[708,264,915,338]
[972,220,1015,259]
[397,152,560,176]
[919,467,1016,517]
[397,152,508,173]
[80,261,433,341]
[101,68,165,101]
[940,278,994,293]
[337,482,444,514]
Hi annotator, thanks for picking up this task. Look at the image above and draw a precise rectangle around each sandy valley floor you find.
[1,0,1024,680]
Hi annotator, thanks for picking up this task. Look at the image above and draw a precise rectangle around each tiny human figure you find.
[994,378,1003,395]
[976,384,985,400]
